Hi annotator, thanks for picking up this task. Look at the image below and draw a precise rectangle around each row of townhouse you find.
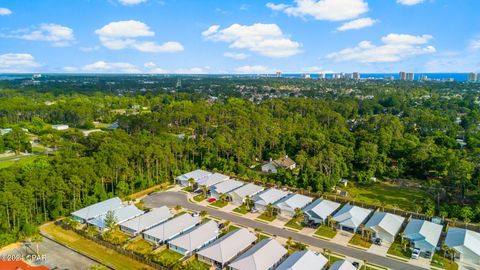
[176,169,480,266]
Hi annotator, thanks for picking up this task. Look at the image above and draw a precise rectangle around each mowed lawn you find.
[41,223,154,270]
[340,182,428,211]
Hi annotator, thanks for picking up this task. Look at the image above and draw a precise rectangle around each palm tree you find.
[31,234,42,255]
[244,195,253,211]
[399,233,408,252]
[286,237,293,250]
[200,210,208,217]
[174,204,182,213]
[266,203,275,217]
[201,185,208,198]
[326,215,333,228]
[254,228,263,242]
[188,178,195,189]
[363,259,368,269]
[294,208,304,225]
[223,220,231,231]
[324,249,331,265]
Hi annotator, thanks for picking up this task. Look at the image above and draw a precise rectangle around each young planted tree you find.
[104,210,118,231]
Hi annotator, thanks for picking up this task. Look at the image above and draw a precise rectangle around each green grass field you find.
[314,225,337,239]
[338,182,428,211]
[41,223,154,270]
[125,239,153,255]
[431,252,459,270]
[348,234,372,249]
[386,238,411,259]
[284,219,304,230]
[233,204,249,214]
[0,155,38,169]
[193,194,206,202]
[152,249,183,268]
[257,212,276,222]
[210,200,228,208]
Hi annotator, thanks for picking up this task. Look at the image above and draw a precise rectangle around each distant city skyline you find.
[0,0,479,74]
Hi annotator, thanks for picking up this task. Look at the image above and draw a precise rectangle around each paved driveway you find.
[0,237,96,270]
[144,191,426,270]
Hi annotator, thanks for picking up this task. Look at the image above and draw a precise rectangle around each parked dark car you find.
[374,238,382,245]
[352,262,360,268]
[218,223,226,229]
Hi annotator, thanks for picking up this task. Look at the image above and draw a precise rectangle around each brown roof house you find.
[261,155,296,174]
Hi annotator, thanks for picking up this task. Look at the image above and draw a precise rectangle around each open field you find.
[0,155,39,169]
[41,223,154,270]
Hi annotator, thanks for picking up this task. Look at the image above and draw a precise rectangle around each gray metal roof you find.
[253,188,289,207]
[332,204,372,229]
[168,220,219,252]
[364,212,405,237]
[445,228,480,257]
[403,219,443,249]
[228,183,264,199]
[276,250,328,270]
[143,214,200,242]
[71,197,123,220]
[197,228,256,264]
[303,199,341,221]
[119,206,172,234]
[88,204,144,229]
[175,169,212,183]
[328,260,356,270]
[197,173,230,188]
[211,179,245,194]
[274,193,313,212]
[228,238,287,270]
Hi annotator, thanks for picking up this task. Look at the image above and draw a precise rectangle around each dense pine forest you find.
[1,75,480,247]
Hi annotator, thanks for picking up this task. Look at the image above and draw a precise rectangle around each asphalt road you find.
[0,237,96,270]
[144,191,425,270]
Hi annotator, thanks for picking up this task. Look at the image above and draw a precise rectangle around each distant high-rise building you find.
[302,74,311,79]
[468,72,477,82]
[399,72,406,80]
[477,73,480,82]
[384,75,394,81]
[318,73,326,79]
[352,72,360,80]
[406,72,414,81]
[420,75,428,81]
[276,71,282,78]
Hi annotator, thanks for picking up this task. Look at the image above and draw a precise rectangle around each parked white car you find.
[411,248,421,259]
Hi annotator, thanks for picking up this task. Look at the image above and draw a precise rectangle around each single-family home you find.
[197,228,256,268]
[444,228,480,265]
[328,260,356,270]
[274,194,313,218]
[303,199,341,225]
[364,212,405,243]
[52,124,69,131]
[168,220,219,257]
[87,205,144,230]
[403,219,443,254]
[332,204,372,233]
[252,188,289,212]
[175,169,212,186]
[71,197,123,223]
[228,183,264,205]
[276,250,328,270]
[119,206,172,236]
[197,173,230,189]
[143,214,200,245]
[261,155,296,174]
[210,180,245,199]
[228,238,287,270]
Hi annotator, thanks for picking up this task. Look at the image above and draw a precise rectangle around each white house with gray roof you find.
[364,212,405,243]
[328,260,356,270]
[276,250,328,270]
[332,204,372,233]
[87,204,144,230]
[71,197,123,223]
[253,188,289,212]
[303,199,340,225]
[445,228,480,265]
[403,219,442,254]
[274,194,313,218]
[228,183,264,205]
[168,220,219,257]
[228,238,287,270]
[175,169,212,186]
[197,228,256,268]
[210,180,245,199]
[197,173,230,188]
[143,214,200,245]
[119,206,172,236]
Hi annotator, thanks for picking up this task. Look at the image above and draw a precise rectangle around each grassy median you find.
[41,223,154,270]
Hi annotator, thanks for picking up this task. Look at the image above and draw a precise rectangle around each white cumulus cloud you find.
[0,53,41,72]
[0,7,12,15]
[223,52,249,60]
[3,23,75,47]
[235,65,272,74]
[337,17,377,31]
[470,40,480,50]
[175,67,209,74]
[266,0,368,21]
[95,20,184,53]
[202,23,301,58]
[396,0,425,6]
[118,0,147,5]
[143,62,169,73]
[327,33,436,63]
[82,61,141,73]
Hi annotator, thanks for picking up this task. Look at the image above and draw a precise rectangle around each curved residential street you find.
[144,191,425,270]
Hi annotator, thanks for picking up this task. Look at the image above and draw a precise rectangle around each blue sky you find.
[0,0,479,74]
